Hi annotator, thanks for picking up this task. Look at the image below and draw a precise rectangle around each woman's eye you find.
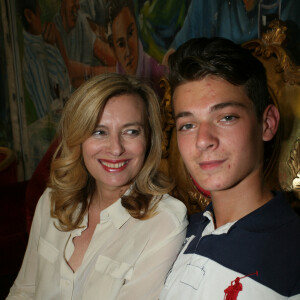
[125,129,140,136]
[178,123,194,131]
[93,130,106,136]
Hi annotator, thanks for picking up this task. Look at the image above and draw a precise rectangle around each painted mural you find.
[2,0,300,178]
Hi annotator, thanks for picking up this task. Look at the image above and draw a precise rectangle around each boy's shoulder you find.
[187,191,300,233]
[237,190,300,233]
[186,191,300,296]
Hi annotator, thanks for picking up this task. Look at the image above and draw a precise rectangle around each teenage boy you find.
[160,37,300,299]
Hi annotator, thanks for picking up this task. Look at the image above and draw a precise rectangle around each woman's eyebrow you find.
[95,122,144,129]
[122,122,144,128]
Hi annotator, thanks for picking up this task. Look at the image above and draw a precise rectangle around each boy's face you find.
[173,76,265,193]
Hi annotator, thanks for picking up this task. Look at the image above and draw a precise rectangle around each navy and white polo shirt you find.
[160,192,300,299]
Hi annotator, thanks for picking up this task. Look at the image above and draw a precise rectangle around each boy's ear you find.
[24,8,34,24]
[262,104,280,141]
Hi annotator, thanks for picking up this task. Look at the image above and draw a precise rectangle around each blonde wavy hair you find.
[49,73,173,231]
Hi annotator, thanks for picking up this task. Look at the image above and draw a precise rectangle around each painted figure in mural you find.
[108,0,167,97]
[54,0,115,66]
[53,0,116,87]
[6,73,187,300]
[17,0,71,120]
[137,0,188,63]
[83,0,114,63]
[80,0,107,26]
[162,0,300,64]
[87,0,166,98]
[159,37,300,299]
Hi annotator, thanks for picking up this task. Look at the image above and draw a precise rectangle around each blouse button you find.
[62,279,71,288]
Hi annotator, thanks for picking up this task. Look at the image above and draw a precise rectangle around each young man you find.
[160,38,300,299]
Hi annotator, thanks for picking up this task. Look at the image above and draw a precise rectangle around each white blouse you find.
[7,188,187,300]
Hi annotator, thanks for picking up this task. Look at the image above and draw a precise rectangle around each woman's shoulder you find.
[155,194,187,226]
[35,187,52,214]
[40,187,52,201]
[159,193,187,210]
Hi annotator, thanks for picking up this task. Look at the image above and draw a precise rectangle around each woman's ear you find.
[262,104,280,141]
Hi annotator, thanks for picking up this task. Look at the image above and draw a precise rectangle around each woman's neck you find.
[91,184,130,212]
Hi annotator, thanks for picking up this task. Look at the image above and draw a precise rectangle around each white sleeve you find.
[6,189,50,299]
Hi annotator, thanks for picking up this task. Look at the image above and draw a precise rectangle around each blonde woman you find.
[7,73,187,300]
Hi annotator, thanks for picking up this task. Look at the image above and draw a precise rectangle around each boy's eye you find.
[178,123,194,131]
[220,115,238,122]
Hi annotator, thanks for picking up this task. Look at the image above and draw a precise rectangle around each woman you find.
[7,73,187,299]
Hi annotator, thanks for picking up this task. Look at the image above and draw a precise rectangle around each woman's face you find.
[111,7,139,75]
[82,94,147,192]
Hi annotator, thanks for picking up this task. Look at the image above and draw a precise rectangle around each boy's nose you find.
[196,123,218,151]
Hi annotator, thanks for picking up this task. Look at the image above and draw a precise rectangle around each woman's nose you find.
[108,135,125,156]
[196,123,218,151]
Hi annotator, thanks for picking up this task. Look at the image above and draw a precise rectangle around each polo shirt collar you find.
[201,191,296,231]
[235,191,297,231]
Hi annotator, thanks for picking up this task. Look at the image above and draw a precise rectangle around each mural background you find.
[1,0,299,180]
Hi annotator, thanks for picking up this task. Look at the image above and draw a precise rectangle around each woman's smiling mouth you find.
[99,159,130,172]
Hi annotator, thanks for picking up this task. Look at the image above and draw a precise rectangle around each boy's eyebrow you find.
[174,112,193,122]
[210,101,248,112]
[174,101,248,121]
